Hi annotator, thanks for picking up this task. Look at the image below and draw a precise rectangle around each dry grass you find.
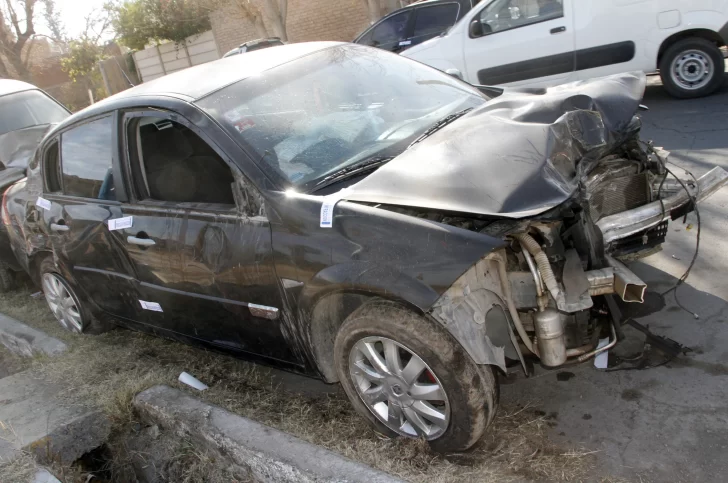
[0,284,599,483]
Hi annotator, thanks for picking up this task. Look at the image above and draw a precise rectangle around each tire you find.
[38,257,113,334]
[0,264,15,293]
[659,37,725,99]
[334,300,499,452]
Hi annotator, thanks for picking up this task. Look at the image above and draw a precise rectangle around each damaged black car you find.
[2,42,726,452]
[0,80,70,291]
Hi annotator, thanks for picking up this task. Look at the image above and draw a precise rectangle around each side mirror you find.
[469,18,484,38]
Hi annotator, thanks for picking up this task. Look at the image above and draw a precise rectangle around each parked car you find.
[402,0,728,98]
[0,80,70,292]
[3,42,727,452]
[222,37,285,58]
[354,0,474,53]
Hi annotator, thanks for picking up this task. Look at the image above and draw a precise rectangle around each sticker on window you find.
[107,216,133,231]
[399,40,412,46]
[140,300,163,312]
[234,118,256,133]
[35,197,52,210]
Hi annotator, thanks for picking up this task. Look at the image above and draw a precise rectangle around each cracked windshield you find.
[198,46,485,190]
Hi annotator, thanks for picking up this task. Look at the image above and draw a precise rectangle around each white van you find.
[402,0,728,98]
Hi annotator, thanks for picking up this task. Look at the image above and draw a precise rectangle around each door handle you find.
[50,222,69,232]
[550,26,566,34]
[127,236,156,247]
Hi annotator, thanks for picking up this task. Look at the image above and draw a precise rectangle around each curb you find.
[0,313,67,358]
[134,385,405,483]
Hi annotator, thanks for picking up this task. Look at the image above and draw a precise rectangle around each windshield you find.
[0,89,69,136]
[197,44,487,190]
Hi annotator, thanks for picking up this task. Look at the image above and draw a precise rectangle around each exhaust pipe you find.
[597,166,728,244]
[585,257,647,303]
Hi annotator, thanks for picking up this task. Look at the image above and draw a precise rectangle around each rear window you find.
[413,4,460,39]
[0,90,69,136]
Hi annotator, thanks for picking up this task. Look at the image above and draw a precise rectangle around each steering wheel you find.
[289,138,353,171]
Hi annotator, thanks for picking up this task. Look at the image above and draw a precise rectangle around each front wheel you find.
[659,38,725,99]
[334,300,498,452]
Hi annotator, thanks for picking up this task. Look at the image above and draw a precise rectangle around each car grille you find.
[588,172,651,221]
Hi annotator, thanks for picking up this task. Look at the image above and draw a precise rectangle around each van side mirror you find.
[469,18,484,38]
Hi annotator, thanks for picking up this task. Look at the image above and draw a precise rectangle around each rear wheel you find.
[660,38,725,99]
[334,300,498,452]
[39,258,113,334]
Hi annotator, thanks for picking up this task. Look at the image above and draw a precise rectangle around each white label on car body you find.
[140,300,163,312]
[36,197,52,210]
[319,189,351,228]
[399,40,412,46]
[108,216,133,231]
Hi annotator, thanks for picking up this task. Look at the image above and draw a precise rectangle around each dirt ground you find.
[0,279,602,483]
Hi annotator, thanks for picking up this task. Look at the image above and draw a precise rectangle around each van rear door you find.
[462,0,576,87]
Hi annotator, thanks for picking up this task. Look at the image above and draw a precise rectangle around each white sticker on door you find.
[320,199,336,228]
[139,300,163,312]
[35,197,51,210]
[107,216,133,231]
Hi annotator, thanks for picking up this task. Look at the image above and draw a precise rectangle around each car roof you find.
[0,79,37,97]
[63,42,342,125]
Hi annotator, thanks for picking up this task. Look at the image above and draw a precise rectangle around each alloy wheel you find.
[348,336,450,439]
[42,273,83,333]
[670,49,715,91]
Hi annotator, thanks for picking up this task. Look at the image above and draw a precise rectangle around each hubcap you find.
[42,273,83,333]
[670,49,714,91]
[348,336,450,440]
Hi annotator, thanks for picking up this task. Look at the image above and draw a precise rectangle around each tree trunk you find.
[383,0,400,15]
[364,0,381,24]
[259,0,288,41]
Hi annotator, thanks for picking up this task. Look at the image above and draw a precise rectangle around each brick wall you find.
[211,0,377,56]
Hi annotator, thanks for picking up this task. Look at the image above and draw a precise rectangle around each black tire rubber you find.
[0,264,15,293]
[334,299,499,452]
[659,37,725,99]
[38,257,114,335]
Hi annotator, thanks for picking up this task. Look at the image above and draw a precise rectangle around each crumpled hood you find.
[340,73,646,218]
[0,124,54,171]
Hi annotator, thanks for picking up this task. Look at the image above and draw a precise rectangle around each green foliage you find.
[61,38,106,83]
[109,0,214,51]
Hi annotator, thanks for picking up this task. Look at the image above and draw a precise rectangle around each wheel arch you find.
[657,28,725,67]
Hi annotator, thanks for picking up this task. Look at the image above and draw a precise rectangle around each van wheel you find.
[39,258,113,334]
[334,300,498,452]
[0,264,15,293]
[660,37,725,98]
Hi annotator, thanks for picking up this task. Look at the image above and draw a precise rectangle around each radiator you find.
[588,172,651,221]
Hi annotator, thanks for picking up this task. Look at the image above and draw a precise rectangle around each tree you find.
[231,0,288,42]
[61,10,112,101]
[110,0,214,51]
[0,0,38,80]
[361,0,380,24]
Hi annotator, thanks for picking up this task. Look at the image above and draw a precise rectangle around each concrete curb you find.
[134,385,404,483]
[0,313,67,357]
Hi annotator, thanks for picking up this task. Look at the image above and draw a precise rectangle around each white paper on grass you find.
[178,372,208,391]
[139,300,163,312]
[594,337,610,369]
[35,197,51,210]
[107,216,133,231]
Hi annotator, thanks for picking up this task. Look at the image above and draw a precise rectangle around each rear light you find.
[1,189,11,226]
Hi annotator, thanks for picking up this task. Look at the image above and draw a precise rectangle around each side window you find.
[44,140,62,193]
[369,11,413,51]
[478,0,563,35]
[129,117,235,206]
[60,116,116,201]
[412,4,459,43]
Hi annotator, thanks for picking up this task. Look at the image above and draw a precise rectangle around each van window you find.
[368,10,413,51]
[60,116,116,201]
[129,117,235,205]
[412,4,459,43]
[478,0,563,35]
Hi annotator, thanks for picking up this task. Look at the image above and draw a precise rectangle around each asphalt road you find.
[502,74,728,482]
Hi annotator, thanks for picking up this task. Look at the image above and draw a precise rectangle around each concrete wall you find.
[211,0,373,56]
[133,31,220,83]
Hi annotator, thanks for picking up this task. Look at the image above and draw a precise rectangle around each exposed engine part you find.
[518,241,547,311]
[597,166,728,244]
[575,319,618,363]
[584,257,647,303]
[495,250,538,357]
[534,307,566,367]
[514,233,566,310]
[584,157,652,222]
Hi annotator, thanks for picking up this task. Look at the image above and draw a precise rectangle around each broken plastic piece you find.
[178,372,208,391]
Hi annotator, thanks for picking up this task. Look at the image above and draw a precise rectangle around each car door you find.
[40,114,141,321]
[410,2,462,47]
[358,9,415,52]
[115,110,298,365]
[462,0,577,87]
